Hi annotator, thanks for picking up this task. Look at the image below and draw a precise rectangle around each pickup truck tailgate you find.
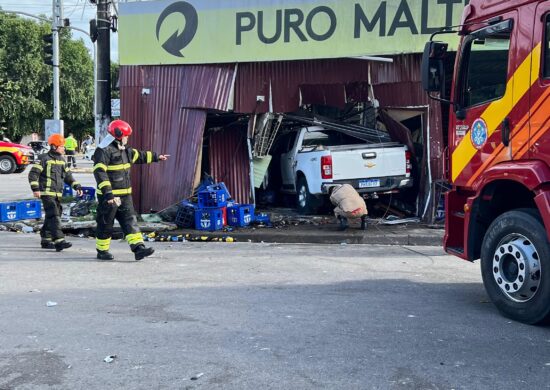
[330,144,407,180]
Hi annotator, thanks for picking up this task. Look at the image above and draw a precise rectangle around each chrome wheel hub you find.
[0,159,11,171]
[493,234,541,302]
[298,185,307,208]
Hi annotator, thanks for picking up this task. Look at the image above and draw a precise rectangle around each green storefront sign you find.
[119,0,467,65]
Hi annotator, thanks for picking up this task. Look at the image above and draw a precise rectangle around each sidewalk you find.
[173,222,444,246]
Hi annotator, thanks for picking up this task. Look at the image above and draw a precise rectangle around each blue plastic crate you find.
[78,186,96,201]
[62,184,73,197]
[206,182,231,201]
[0,202,18,222]
[198,189,227,208]
[254,213,271,224]
[194,208,224,231]
[16,200,41,220]
[227,204,255,227]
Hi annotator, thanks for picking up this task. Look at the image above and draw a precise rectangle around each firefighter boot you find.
[54,240,72,252]
[338,216,349,231]
[41,240,55,249]
[360,215,368,231]
[133,244,154,261]
[96,250,114,261]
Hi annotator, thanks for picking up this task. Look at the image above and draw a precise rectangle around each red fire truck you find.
[422,0,550,324]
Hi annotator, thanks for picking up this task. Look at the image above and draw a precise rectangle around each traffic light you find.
[42,34,54,66]
[89,19,98,43]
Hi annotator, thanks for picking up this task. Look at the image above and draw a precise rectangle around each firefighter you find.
[28,134,83,250]
[92,120,169,261]
[64,132,78,168]
[329,184,368,231]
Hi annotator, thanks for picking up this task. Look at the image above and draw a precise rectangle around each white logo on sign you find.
[7,211,16,220]
[244,215,251,224]
[201,219,211,228]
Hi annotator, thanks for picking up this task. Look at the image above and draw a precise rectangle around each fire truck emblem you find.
[471,118,488,149]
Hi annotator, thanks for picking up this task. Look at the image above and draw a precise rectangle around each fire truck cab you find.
[422,0,550,324]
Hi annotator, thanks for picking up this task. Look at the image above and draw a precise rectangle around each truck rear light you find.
[405,151,412,177]
[321,155,333,179]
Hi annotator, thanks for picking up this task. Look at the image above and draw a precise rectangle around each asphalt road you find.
[0,233,548,389]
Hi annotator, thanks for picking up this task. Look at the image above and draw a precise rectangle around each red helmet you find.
[108,120,132,140]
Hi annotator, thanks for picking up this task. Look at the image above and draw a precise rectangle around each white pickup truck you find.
[279,126,412,213]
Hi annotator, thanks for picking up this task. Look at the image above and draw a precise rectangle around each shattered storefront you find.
[118,0,467,220]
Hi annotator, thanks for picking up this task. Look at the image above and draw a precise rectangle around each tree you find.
[0,12,94,142]
[0,13,49,139]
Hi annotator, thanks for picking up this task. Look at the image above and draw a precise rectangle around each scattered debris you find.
[46,301,58,307]
[190,372,204,380]
[103,355,117,363]
[141,213,163,223]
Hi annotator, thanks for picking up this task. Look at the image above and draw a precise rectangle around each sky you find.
[0,0,120,62]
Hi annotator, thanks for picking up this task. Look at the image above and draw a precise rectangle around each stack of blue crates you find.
[196,188,227,231]
[0,200,41,222]
[227,204,255,227]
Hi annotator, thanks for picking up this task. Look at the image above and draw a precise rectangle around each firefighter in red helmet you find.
[92,120,169,261]
[28,133,83,250]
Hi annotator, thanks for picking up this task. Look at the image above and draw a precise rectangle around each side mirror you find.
[421,41,448,93]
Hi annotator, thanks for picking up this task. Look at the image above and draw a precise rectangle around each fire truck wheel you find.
[0,155,16,174]
[480,209,550,324]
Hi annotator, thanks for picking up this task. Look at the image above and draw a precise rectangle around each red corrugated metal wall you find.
[120,64,235,212]
[209,129,250,204]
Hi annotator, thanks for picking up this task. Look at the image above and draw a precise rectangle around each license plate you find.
[359,179,380,188]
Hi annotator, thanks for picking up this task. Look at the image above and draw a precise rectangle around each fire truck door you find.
[529,5,550,163]
[451,14,518,186]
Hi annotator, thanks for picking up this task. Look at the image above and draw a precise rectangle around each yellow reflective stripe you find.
[112,188,132,195]
[98,181,111,189]
[107,163,131,171]
[30,181,39,186]
[96,238,111,251]
[46,161,52,192]
[126,232,143,245]
[31,164,43,171]
[93,163,108,172]
[146,151,152,164]
[42,191,63,197]
[452,43,541,181]
[46,160,65,165]
[54,238,65,244]
[132,149,139,163]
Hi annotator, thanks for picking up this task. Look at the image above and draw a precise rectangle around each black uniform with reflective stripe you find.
[27,150,81,244]
[92,140,158,252]
[92,141,158,200]
[28,151,81,197]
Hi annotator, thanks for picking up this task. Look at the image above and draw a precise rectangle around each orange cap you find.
[48,134,65,147]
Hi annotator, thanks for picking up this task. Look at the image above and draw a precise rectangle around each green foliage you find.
[0,12,94,141]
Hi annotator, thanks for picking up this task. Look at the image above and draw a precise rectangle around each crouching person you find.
[329,184,368,231]
[93,120,169,261]
[28,134,83,251]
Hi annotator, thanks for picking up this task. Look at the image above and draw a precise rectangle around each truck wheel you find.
[296,177,319,214]
[0,155,16,174]
[480,209,550,324]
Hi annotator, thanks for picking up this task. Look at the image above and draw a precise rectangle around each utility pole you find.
[95,0,112,143]
[42,0,65,139]
[52,0,62,121]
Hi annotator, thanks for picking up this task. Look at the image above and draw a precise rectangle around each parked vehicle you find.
[278,126,412,213]
[0,140,32,174]
[422,0,550,323]
[27,141,49,161]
